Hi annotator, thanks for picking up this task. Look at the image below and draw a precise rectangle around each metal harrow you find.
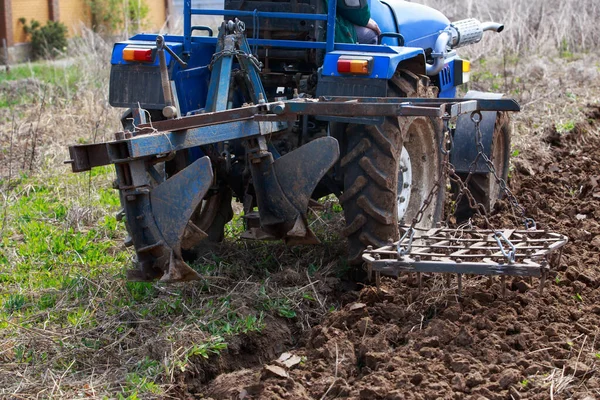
[363,225,568,295]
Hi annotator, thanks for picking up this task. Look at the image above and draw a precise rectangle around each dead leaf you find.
[277,352,292,363]
[282,354,302,369]
[263,364,289,379]
[349,302,366,311]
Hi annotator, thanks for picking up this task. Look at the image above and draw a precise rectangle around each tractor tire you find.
[340,70,444,264]
[185,187,234,258]
[453,112,511,221]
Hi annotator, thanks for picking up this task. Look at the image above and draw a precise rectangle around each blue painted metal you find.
[184,0,192,54]
[326,0,336,53]
[238,34,268,104]
[119,120,281,160]
[382,0,450,50]
[371,0,400,47]
[437,58,458,98]
[151,156,214,250]
[192,8,328,20]
[321,47,425,80]
[204,35,232,112]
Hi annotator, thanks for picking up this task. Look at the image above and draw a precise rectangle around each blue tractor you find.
[67,0,519,282]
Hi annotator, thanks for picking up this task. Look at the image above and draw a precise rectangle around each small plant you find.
[574,293,583,302]
[595,353,600,360]
[4,293,26,313]
[556,121,576,134]
[187,337,228,359]
[18,18,68,60]
[519,378,529,388]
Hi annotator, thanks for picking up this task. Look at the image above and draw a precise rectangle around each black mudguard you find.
[450,90,509,173]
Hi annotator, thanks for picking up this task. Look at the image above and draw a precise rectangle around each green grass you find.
[0,62,81,87]
[0,164,331,397]
[0,62,82,108]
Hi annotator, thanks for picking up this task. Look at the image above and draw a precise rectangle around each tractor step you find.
[362,226,568,294]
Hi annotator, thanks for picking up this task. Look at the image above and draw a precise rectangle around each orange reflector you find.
[350,60,369,74]
[337,57,372,75]
[123,47,154,62]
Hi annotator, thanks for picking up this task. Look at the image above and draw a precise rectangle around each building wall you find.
[144,0,166,31]
[12,0,49,44]
[2,0,168,50]
[59,0,91,36]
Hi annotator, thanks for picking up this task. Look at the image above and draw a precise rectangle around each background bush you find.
[19,18,68,60]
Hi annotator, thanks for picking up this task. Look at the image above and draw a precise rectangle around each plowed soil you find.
[181,104,600,400]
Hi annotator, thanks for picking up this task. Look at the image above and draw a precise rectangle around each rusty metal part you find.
[363,226,567,289]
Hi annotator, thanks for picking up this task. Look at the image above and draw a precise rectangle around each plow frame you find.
[67,97,519,172]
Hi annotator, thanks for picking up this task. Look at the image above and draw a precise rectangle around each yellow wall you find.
[12,0,49,44]
[59,0,91,36]
[10,0,166,44]
[144,0,166,31]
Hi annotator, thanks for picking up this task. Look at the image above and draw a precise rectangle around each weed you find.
[187,337,228,359]
[519,378,529,388]
[126,281,155,302]
[14,344,34,363]
[574,293,583,302]
[174,337,228,373]
[556,121,576,134]
[4,293,26,313]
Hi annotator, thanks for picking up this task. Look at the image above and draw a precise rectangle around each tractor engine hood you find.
[382,0,450,50]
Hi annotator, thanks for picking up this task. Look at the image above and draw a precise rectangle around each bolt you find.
[403,182,410,189]
[398,196,405,203]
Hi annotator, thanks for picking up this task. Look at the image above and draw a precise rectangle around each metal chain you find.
[208,49,263,71]
[398,111,533,264]
[398,119,450,256]
[471,112,536,230]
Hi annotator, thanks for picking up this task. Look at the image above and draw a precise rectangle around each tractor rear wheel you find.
[453,112,511,220]
[340,70,444,264]
[184,187,234,259]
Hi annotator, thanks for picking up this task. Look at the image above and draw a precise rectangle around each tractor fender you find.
[320,47,426,81]
[450,90,507,173]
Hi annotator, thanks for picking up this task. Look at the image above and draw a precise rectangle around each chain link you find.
[398,119,450,256]
[398,110,535,264]
[209,49,263,71]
